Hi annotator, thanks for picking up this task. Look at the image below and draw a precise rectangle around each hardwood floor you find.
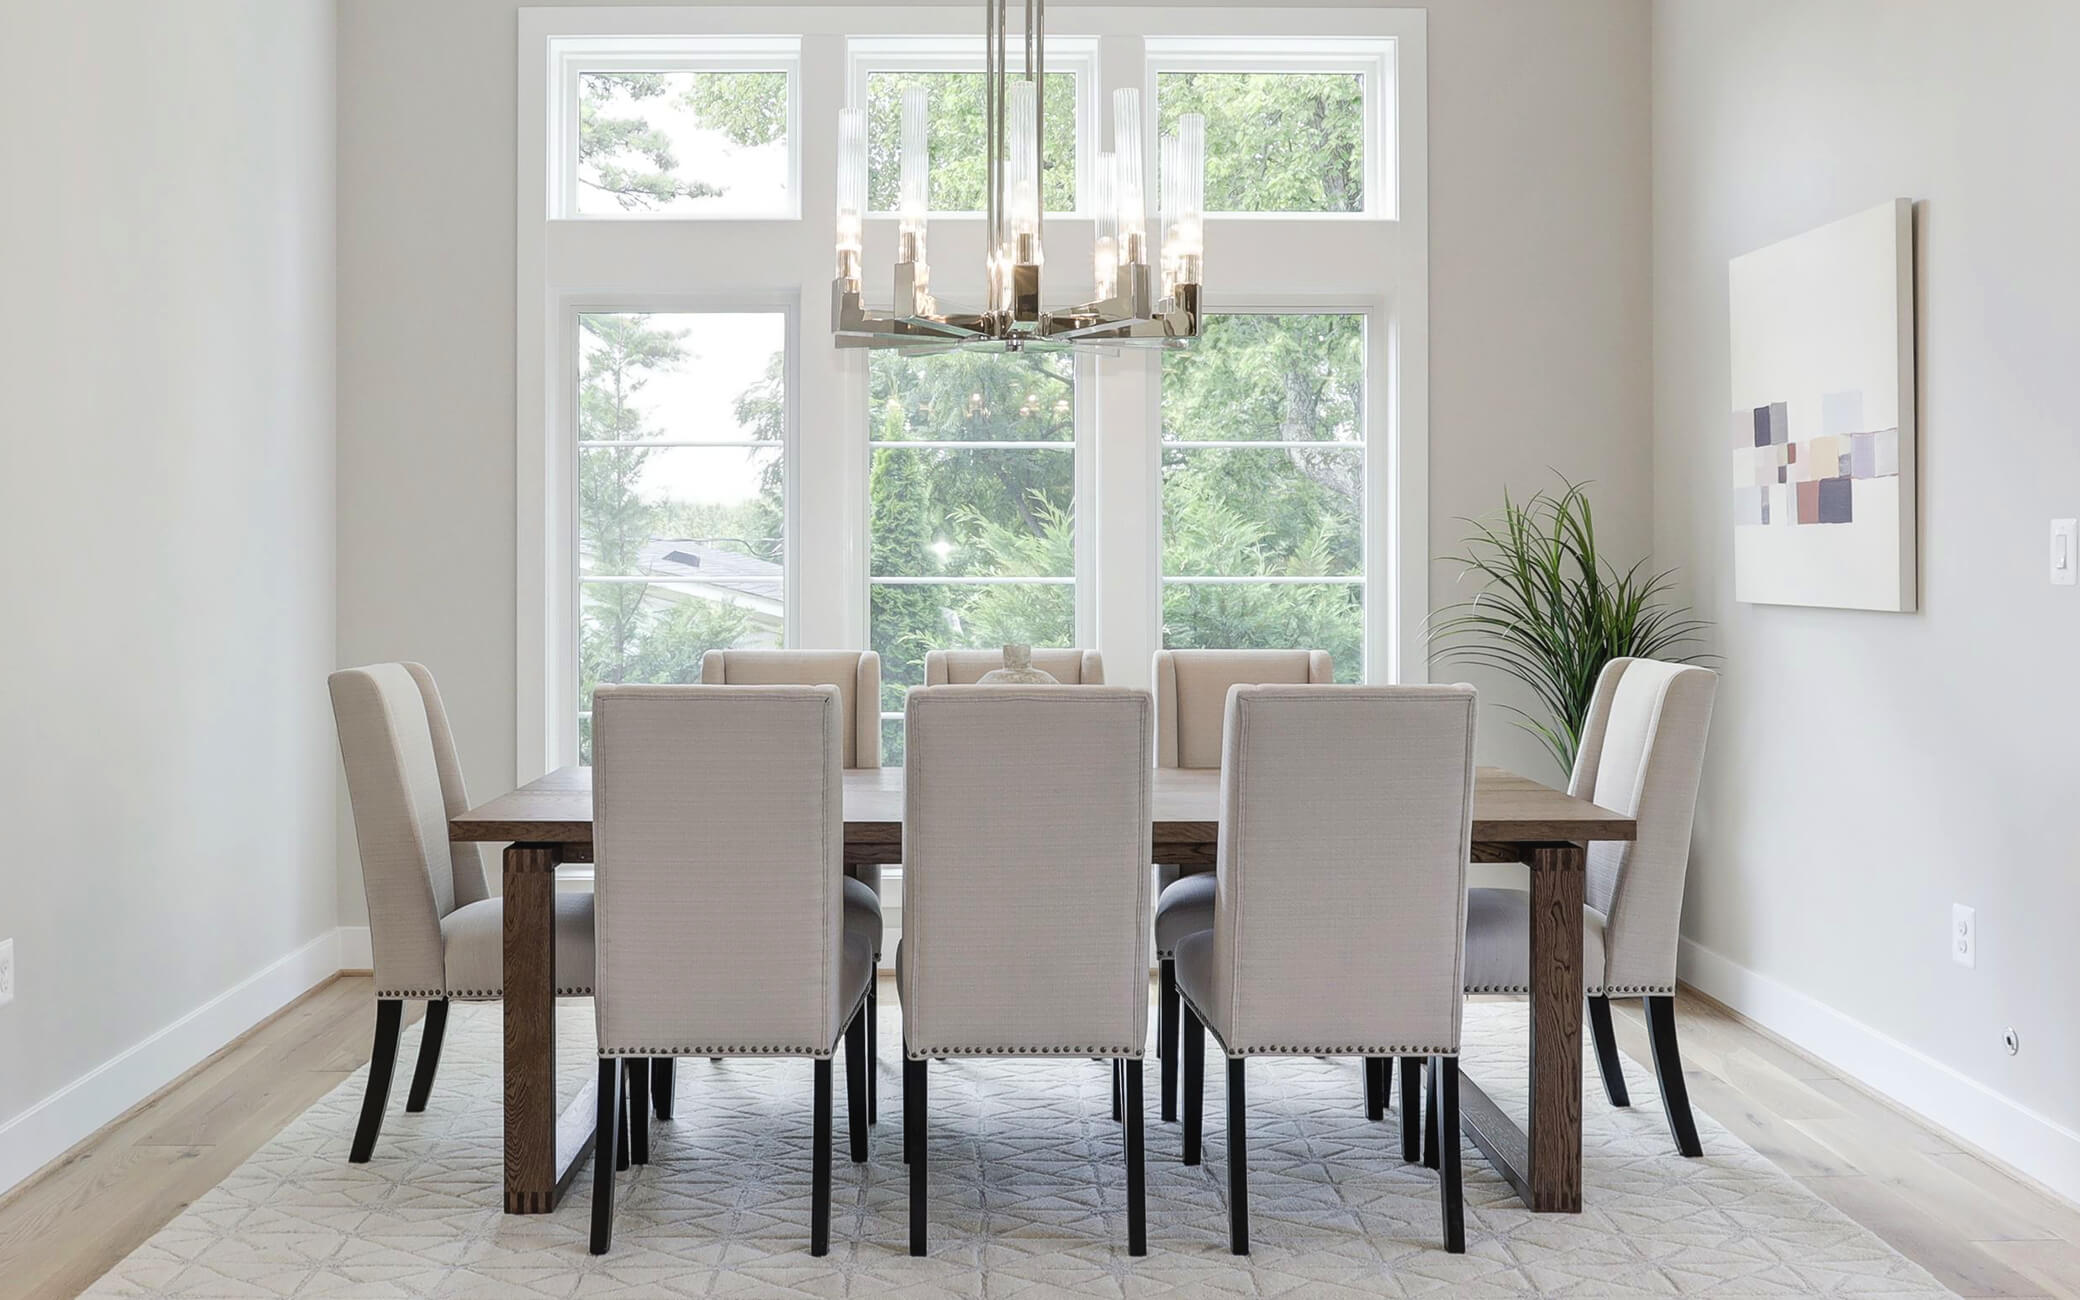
[0,978,2073,1298]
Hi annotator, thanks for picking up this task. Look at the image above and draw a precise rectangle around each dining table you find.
[451,763,1635,1217]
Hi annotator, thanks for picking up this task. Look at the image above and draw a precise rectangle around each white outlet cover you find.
[0,937,13,1007]
[1952,904,1976,969]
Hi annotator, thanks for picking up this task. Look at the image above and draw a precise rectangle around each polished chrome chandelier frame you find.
[832,0,1205,351]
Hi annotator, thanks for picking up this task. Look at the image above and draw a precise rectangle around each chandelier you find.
[832,0,1205,351]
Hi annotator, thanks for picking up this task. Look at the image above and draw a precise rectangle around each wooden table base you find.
[1457,841,1585,1213]
[503,843,595,1213]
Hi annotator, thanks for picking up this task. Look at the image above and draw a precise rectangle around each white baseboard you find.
[0,928,346,1197]
[1679,935,2080,1205]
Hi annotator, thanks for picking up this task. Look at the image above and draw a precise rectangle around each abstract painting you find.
[1728,199,1916,610]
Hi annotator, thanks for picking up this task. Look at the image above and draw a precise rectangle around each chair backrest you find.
[700,649,882,769]
[1206,685,1477,1056]
[1152,648,1333,769]
[401,662,492,907]
[329,663,465,998]
[924,647,1104,685]
[591,684,847,1057]
[900,686,1152,1057]
[1567,658,1718,994]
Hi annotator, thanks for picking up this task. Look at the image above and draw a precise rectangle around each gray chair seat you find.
[837,928,876,1016]
[1155,873,1215,958]
[1461,887,1608,995]
[441,891,597,999]
[845,876,883,954]
[1173,928,1216,1014]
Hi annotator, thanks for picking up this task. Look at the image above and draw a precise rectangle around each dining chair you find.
[1149,649,1334,1124]
[923,646,1105,685]
[1461,656,1719,1156]
[329,662,596,1163]
[897,685,1153,1257]
[587,683,874,1256]
[699,649,886,1122]
[1174,684,1477,1254]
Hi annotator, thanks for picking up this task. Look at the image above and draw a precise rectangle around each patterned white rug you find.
[88,1000,1950,1297]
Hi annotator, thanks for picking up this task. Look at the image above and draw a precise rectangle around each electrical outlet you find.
[0,938,13,1007]
[1952,905,1976,968]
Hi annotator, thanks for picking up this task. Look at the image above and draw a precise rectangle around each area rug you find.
[87,1000,1950,1297]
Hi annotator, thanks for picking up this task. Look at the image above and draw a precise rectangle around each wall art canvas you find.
[1728,198,1916,610]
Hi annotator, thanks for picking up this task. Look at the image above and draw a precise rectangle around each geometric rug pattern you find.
[87,999,1953,1297]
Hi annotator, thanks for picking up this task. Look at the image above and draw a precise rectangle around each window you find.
[556,39,800,218]
[1160,312,1366,680]
[868,350,1078,761]
[577,311,790,759]
[1148,39,1391,216]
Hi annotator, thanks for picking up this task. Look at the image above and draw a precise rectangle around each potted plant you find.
[1429,478,1713,777]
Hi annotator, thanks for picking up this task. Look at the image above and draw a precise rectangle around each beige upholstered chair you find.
[587,684,875,1256]
[699,649,886,1122]
[897,685,1153,1256]
[329,663,596,1163]
[1462,657,1718,1156]
[1149,649,1333,1124]
[922,646,1105,685]
[1174,684,1477,1254]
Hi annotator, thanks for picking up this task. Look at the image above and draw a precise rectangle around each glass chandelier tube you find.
[1091,151,1118,301]
[835,106,866,284]
[1006,78,1042,265]
[1172,112,1205,288]
[898,86,929,267]
[1111,88,1147,270]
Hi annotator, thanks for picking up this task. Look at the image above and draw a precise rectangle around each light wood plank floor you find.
[0,978,2072,1299]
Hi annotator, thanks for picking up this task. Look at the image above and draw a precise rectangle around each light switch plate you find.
[0,938,13,1007]
[2052,520,2076,585]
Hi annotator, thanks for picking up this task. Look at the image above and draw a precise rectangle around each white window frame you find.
[550,35,803,221]
[1154,302,1376,677]
[1144,37,1394,220]
[518,6,1429,783]
[568,297,802,755]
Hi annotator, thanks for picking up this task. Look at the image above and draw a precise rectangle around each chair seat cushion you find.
[1173,929,1218,1037]
[851,862,883,898]
[441,892,596,999]
[844,876,883,955]
[1154,872,1215,958]
[839,927,875,1022]
[1463,886,1609,995]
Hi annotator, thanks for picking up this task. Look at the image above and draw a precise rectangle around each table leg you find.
[1457,841,1585,1213]
[503,843,593,1213]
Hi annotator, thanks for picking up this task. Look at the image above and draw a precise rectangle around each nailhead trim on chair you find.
[1463,983,1676,996]
[601,1046,836,1058]
[904,1045,1144,1058]
[379,986,596,999]
[1175,991,1454,1057]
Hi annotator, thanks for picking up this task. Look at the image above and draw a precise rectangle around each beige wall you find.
[1654,0,2080,1196]
[334,0,1653,920]
[0,0,338,1188]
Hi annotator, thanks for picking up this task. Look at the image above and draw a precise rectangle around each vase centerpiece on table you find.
[976,643,1059,685]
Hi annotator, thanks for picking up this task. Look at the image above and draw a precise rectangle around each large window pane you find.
[1162,313,1364,442]
[870,447,1073,578]
[869,347,1073,442]
[871,581,1077,702]
[579,578,783,762]
[1163,583,1363,681]
[1157,71,1363,213]
[579,312,785,443]
[577,70,790,216]
[1161,446,1360,577]
[866,71,1076,212]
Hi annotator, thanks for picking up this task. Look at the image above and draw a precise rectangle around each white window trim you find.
[518,6,1429,783]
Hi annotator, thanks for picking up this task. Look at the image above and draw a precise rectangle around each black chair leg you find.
[866,980,879,1125]
[1645,995,1703,1156]
[906,1056,928,1256]
[1399,1055,1423,1162]
[349,999,404,1162]
[1435,1056,1465,1253]
[651,1056,676,1120]
[589,1058,621,1255]
[845,1004,868,1163]
[1112,1057,1123,1122]
[1365,1056,1386,1121]
[1181,1001,1205,1166]
[1124,1058,1146,1256]
[616,1078,632,1172]
[404,999,448,1114]
[1227,1056,1249,1255]
[1587,996,1631,1107]
[623,1059,650,1165]
[1423,1055,1440,1170]
[1159,957,1179,1123]
[812,1057,833,1256]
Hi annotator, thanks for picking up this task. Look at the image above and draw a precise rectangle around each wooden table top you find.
[451,765,1635,848]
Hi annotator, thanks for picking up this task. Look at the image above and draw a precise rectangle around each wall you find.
[1654,0,2080,1198]
[0,0,339,1192]
[334,0,1652,920]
